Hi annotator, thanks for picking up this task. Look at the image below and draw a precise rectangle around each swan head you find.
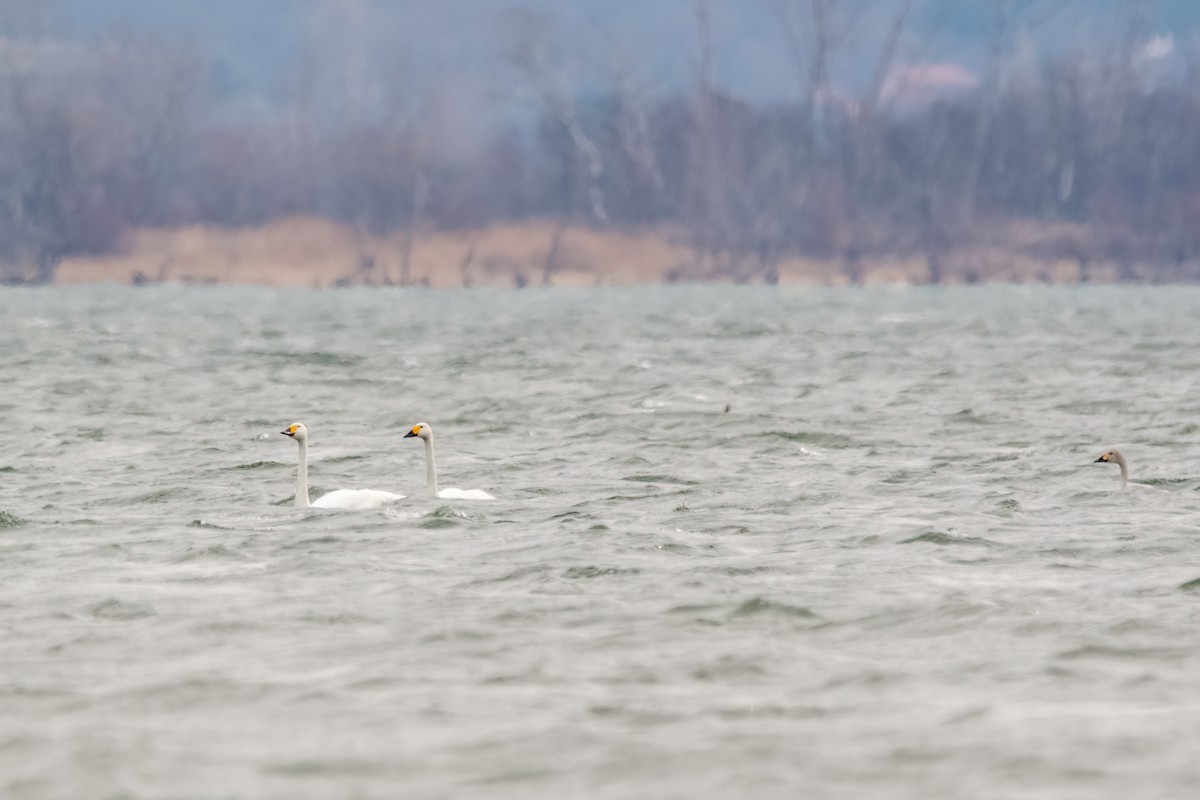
[403,422,432,441]
[281,422,310,443]
[1094,449,1129,488]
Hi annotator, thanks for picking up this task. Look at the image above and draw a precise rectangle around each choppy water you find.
[2,284,1200,799]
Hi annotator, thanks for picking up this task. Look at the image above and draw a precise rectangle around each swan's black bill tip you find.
[1094,456,1105,462]
[403,431,417,438]
[281,430,294,437]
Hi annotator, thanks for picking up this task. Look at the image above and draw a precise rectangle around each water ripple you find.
[3,284,1200,799]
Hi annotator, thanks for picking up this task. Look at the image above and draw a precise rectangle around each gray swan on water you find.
[1094,450,1129,490]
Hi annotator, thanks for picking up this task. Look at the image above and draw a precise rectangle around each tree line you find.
[2,0,1198,283]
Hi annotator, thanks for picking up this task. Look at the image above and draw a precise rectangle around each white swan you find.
[281,423,405,509]
[403,422,495,500]
[1094,450,1129,490]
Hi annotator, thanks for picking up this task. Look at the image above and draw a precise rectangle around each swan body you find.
[1094,450,1129,490]
[403,422,495,500]
[311,488,407,510]
[434,487,497,501]
[282,423,405,509]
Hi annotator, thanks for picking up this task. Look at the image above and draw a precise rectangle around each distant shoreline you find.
[51,216,1200,289]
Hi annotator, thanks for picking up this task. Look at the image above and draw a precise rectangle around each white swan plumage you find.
[403,422,495,500]
[1094,449,1129,490]
[282,423,405,509]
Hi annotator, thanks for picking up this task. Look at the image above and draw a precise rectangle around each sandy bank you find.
[53,217,1188,288]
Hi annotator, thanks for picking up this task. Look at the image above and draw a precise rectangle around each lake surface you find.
[2,284,1199,799]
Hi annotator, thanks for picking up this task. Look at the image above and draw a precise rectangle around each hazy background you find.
[3,0,1199,283]
[4,5,1200,797]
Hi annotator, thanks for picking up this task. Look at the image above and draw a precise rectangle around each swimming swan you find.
[403,422,495,500]
[1094,450,1129,490]
[282,423,405,509]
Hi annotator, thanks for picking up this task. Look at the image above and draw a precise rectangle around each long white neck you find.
[295,440,311,508]
[423,435,439,495]
[1115,453,1129,490]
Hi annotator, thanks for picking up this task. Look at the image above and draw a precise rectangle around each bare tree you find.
[0,38,185,282]
[958,1,1072,230]
[774,0,870,135]
[500,9,607,224]
[611,54,666,215]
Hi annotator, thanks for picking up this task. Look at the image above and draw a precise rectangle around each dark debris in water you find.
[0,510,27,528]
[1179,577,1200,593]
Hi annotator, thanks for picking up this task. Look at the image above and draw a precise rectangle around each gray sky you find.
[6,0,1197,114]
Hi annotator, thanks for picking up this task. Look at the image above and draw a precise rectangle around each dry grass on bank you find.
[53,216,1187,288]
[57,217,695,288]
